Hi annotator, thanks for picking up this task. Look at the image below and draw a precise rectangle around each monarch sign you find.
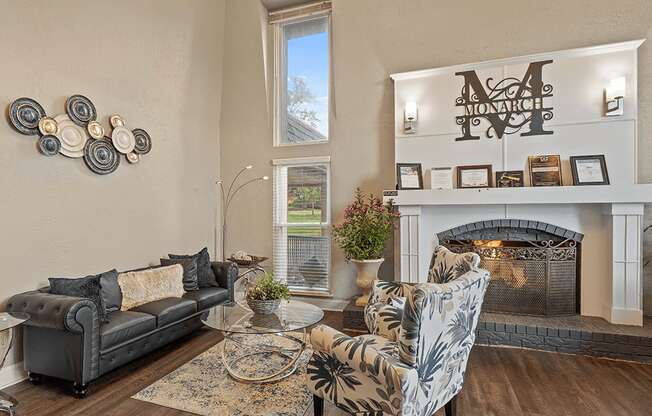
[455,60,554,140]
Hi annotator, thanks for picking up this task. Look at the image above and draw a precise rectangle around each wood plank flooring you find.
[4,311,652,416]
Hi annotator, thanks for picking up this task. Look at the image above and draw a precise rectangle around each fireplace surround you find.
[440,220,582,316]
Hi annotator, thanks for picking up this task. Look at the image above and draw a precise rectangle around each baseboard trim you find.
[610,307,643,326]
[291,296,348,311]
[0,361,26,389]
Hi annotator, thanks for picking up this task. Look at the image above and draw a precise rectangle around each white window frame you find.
[272,156,331,296]
[273,13,331,147]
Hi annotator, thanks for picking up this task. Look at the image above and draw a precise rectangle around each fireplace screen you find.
[448,240,578,316]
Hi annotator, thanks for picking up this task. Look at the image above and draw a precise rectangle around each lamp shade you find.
[404,102,418,121]
[607,77,626,99]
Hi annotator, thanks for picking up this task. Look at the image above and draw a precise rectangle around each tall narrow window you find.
[273,157,330,294]
[274,14,329,145]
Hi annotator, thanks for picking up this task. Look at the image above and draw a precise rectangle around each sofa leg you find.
[72,382,89,398]
[313,394,324,416]
[27,372,42,385]
[444,394,458,416]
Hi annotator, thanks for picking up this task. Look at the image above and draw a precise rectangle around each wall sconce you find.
[404,102,418,134]
[605,77,626,116]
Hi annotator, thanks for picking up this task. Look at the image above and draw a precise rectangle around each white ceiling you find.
[261,0,313,12]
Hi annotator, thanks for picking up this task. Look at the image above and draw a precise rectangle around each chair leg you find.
[444,394,458,416]
[313,394,324,416]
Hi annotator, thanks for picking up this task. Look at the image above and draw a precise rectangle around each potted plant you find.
[333,188,399,306]
[245,272,290,314]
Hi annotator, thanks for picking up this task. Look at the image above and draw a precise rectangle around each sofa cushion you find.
[169,247,217,288]
[160,257,200,292]
[100,311,156,350]
[183,287,229,310]
[100,269,122,313]
[49,273,108,323]
[131,297,197,327]
[118,264,185,311]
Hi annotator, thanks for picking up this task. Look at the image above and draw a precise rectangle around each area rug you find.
[133,334,313,416]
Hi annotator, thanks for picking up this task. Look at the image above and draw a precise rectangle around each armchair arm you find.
[211,261,238,302]
[309,325,416,387]
[7,290,98,333]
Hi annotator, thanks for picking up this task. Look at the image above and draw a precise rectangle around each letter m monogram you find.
[455,60,554,140]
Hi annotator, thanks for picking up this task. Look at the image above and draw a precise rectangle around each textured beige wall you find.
[220,0,652,306]
[0,0,225,365]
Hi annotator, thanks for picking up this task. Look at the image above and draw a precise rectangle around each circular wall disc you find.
[111,126,136,154]
[9,97,46,135]
[132,128,152,154]
[38,117,59,136]
[54,114,88,158]
[110,115,125,128]
[38,135,61,156]
[126,152,140,164]
[87,120,105,139]
[65,95,97,126]
[84,138,120,175]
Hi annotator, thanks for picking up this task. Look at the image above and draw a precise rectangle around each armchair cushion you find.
[364,302,403,342]
[428,245,480,283]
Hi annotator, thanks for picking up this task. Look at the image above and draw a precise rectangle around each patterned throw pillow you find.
[49,274,108,322]
[160,257,200,291]
[168,247,217,288]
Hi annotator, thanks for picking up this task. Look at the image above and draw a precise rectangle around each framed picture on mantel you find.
[396,163,423,190]
[528,155,562,186]
[570,155,610,185]
[457,164,492,189]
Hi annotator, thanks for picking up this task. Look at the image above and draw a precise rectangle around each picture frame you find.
[456,164,492,189]
[528,155,562,187]
[495,170,524,188]
[430,167,453,190]
[570,155,610,186]
[396,163,423,190]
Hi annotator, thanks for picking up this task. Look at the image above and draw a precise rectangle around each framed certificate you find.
[570,155,609,185]
[430,167,453,190]
[396,163,423,190]
[456,165,492,189]
[528,155,562,187]
[495,170,524,188]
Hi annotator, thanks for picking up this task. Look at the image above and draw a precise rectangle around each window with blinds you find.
[273,158,330,294]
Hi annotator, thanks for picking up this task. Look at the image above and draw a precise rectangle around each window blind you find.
[273,159,330,293]
[268,1,331,24]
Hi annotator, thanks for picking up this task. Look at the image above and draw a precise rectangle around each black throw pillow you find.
[99,269,121,313]
[49,274,108,323]
[169,247,217,288]
[160,257,200,291]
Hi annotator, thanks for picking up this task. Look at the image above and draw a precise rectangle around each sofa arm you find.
[7,290,98,333]
[211,261,238,302]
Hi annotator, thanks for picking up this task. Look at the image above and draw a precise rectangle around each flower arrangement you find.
[333,188,399,260]
[246,272,290,301]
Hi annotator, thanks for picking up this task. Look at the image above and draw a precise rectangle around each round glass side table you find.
[0,312,30,416]
[202,300,323,383]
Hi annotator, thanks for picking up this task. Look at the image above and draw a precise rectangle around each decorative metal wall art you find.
[7,95,152,175]
[455,60,554,140]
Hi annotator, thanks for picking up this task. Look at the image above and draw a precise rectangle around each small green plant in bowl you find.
[245,272,290,314]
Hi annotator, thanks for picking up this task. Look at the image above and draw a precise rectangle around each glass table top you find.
[0,312,29,332]
[202,300,324,334]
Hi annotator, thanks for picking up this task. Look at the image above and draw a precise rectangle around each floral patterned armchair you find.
[306,245,489,416]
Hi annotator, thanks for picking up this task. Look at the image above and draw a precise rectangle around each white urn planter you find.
[351,258,384,307]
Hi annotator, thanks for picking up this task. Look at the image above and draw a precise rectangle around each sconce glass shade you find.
[404,102,418,121]
[607,77,626,99]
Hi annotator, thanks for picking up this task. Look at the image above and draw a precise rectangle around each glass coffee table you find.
[1,312,30,416]
[202,300,323,383]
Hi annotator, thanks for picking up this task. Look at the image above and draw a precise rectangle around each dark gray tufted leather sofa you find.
[7,261,238,396]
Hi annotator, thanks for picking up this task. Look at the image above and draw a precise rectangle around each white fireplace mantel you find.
[384,184,652,207]
[384,186,651,326]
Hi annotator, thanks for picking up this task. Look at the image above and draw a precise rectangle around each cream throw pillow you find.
[118,264,184,311]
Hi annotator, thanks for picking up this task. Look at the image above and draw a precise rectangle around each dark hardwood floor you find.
[5,311,652,416]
